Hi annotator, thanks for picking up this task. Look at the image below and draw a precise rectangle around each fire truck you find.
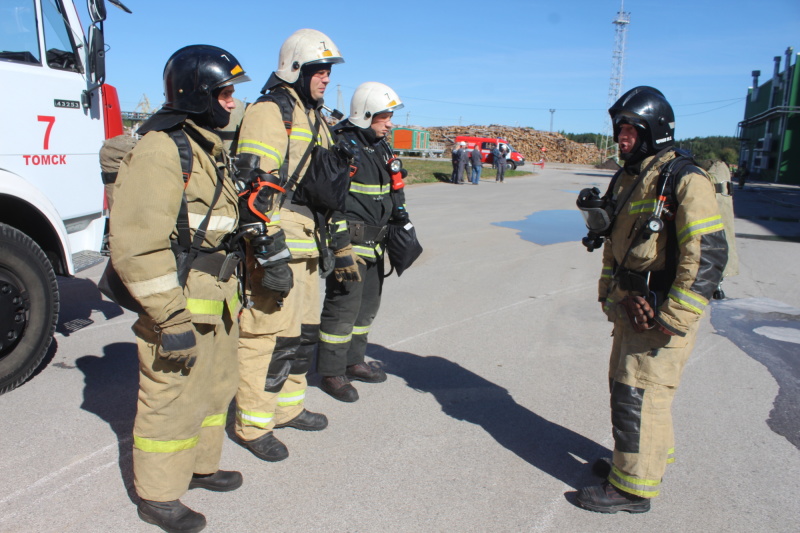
[0,0,129,394]
[455,135,526,170]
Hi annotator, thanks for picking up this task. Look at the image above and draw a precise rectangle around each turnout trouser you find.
[606,315,700,498]
[236,258,319,442]
[317,259,383,376]
[132,313,239,502]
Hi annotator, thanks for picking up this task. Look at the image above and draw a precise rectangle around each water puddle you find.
[711,298,800,450]
[494,210,586,245]
[738,215,800,223]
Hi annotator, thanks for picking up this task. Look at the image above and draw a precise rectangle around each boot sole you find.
[577,499,651,514]
[345,375,386,384]
[188,477,243,492]
[137,509,207,533]
[274,421,328,431]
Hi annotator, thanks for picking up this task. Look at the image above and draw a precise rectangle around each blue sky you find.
[88,0,799,139]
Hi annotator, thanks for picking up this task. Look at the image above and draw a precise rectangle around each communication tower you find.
[601,1,631,161]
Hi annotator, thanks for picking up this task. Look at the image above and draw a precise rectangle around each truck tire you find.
[507,161,517,171]
[0,223,59,394]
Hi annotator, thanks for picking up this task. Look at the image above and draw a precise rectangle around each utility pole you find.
[406,112,409,126]
[549,109,556,132]
[601,0,630,161]
[337,84,343,112]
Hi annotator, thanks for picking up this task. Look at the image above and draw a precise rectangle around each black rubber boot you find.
[137,499,206,533]
[188,470,243,492]
[576,481,651,514]
[320,375,359,402]
[274,409,328,431]
[346,362,387,383]
[244,432,288,462]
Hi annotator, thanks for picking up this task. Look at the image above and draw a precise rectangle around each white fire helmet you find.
[348,82,404,129]
[274,29,344,84]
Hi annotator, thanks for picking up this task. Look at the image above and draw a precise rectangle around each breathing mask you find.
[577,187,615,252]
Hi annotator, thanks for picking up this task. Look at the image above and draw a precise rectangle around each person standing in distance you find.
[451,142,462,184]
[457,140,469,183]
[576,86,727,514]
[317,82,408,401]
[110,45,249,532]
[233,29,344,462]
[493,143,507,182]
[470,143,482,184]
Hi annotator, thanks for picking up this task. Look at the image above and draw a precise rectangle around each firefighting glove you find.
[620,295,656,333]
[333,244,365,283]
[253,229,294,298]
[156,310,197,368]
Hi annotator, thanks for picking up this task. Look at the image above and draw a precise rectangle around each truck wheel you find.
[0,224,59,394]
[507,161,517,171]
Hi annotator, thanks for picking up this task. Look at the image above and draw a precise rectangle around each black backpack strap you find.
[168,126,227,286]
[256,89,295,136]
[658,154,697,209]
[168,129,194,251]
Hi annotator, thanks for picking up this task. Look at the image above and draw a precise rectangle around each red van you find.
[455,136,525,170]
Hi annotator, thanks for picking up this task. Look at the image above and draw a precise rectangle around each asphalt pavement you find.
[1,163,798,532]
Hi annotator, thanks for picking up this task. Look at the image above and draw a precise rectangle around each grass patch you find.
[402,159,531,185]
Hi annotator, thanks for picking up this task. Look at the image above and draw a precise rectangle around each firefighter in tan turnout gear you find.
[575,86,728,513]
[109,45,249,532]
[233,29,345,461]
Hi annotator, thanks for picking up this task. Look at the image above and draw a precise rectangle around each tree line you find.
[561,132,739,164]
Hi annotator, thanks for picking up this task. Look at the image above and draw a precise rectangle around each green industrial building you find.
[738,47,800,185]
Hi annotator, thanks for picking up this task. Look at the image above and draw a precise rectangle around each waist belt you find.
[189,250,240,282]
[348,221,388,246]
[101,171,118,185]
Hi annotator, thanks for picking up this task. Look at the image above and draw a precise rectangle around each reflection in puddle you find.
[494,210,586,245]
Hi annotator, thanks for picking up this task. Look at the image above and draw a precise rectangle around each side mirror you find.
[88,23,105,86]
[88,0,107,23]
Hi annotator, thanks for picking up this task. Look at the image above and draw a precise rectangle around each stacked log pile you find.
[425,125,603,165]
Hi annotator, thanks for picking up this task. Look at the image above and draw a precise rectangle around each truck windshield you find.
[0,0,41,64]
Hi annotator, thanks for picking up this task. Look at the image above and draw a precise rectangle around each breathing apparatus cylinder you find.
[577,187,615,252]
[388,157,405,190]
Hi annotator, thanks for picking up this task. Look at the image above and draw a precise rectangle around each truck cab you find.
[455,136,525,170]
[0,0,127,394]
